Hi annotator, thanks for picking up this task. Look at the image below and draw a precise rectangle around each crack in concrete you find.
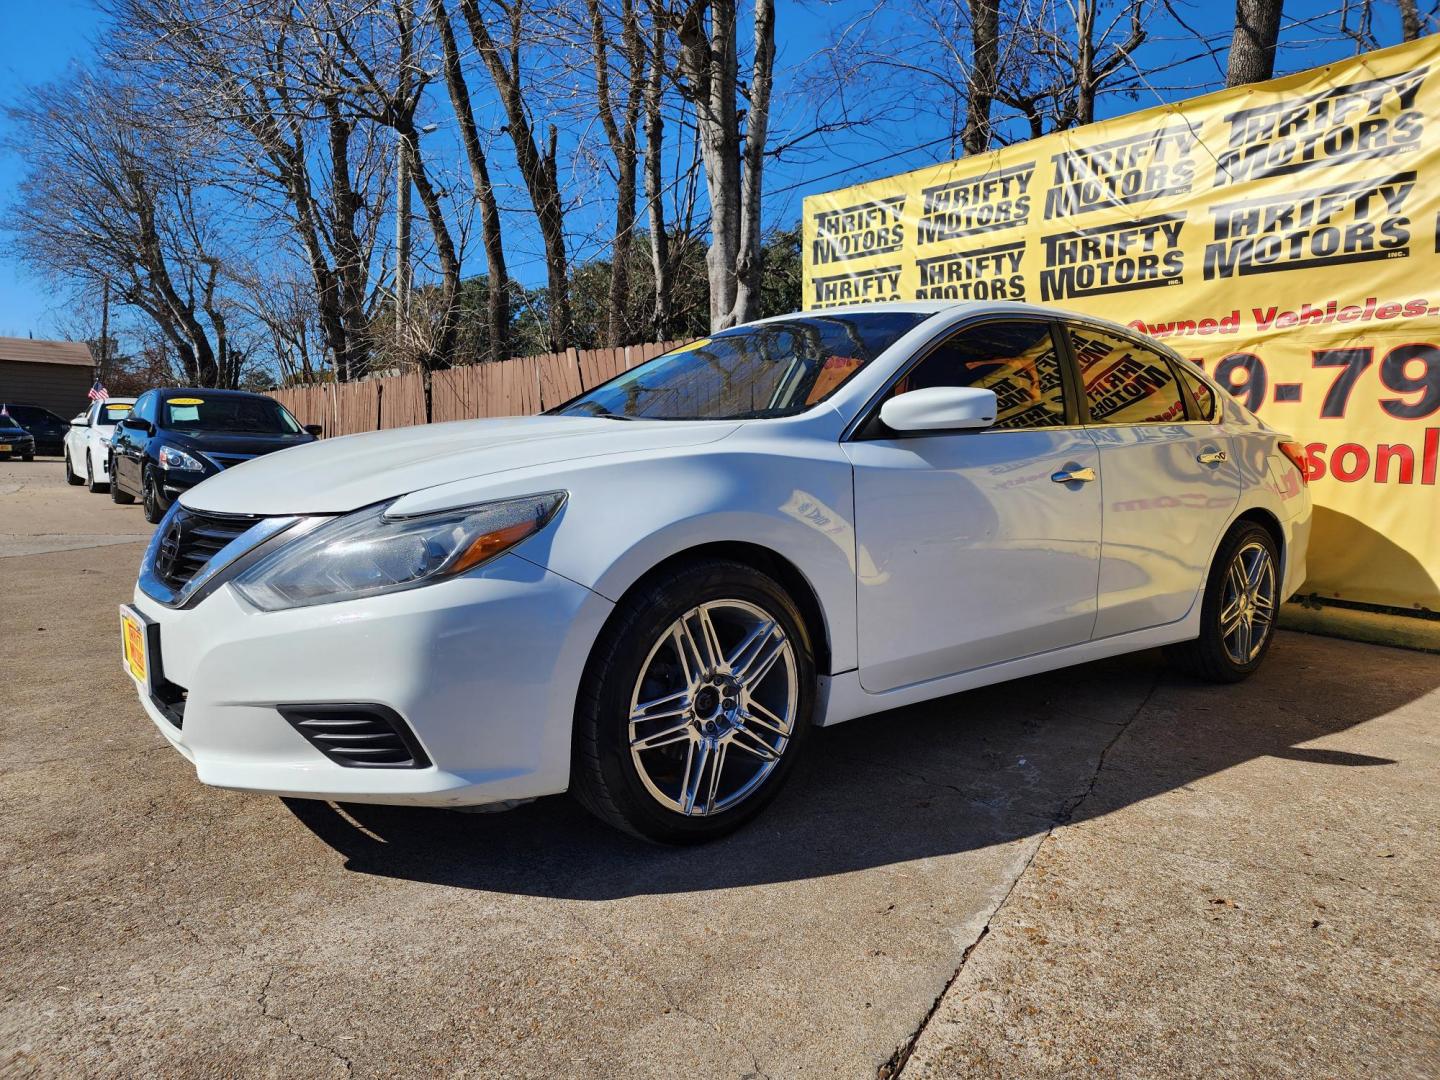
[560,904,771,1076]
[877,672,1162,1079]
[256,967,355,1078]
[827,753,1061,828]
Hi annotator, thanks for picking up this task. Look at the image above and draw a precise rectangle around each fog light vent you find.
[278,704,431,769]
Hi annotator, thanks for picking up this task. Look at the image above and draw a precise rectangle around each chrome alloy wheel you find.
[628,599,798,817]
[1219,540,1276,665]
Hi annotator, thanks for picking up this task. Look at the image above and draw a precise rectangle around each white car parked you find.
[65,397,137,492]
[122,303,1311,842]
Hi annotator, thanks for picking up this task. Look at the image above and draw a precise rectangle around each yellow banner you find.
[803,35,1440,612]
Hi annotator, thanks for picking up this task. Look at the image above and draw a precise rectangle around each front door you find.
[844,319,1102,694]
[1065,324,1240,637]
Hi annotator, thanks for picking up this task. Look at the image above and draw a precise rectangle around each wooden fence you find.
[270,340,685,438]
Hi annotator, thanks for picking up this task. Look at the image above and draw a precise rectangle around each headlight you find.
[232,491,566,611]
[159,446,204,471]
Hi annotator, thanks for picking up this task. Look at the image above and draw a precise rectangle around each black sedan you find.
[0,403,69,456]
[109,388,320,522]
[0,411,37,460]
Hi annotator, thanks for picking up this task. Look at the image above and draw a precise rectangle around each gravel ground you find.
[2,457,1437,1078]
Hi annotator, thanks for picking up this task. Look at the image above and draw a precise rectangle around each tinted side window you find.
[890,321,1067,430]
[133,392,156,425]
[1069,327,1187,425]
[1177,365,1217,421]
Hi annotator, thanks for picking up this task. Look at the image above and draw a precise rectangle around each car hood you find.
[165,430,314,456]
[179,415,740,515]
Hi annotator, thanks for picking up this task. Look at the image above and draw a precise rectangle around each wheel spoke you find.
[630,688,691,724]
[676,619,707,681]
[729,725,779,762]
[686,606,725,674]
[630,720,694,752]
[670,625,698,685]
[703,742,728,815]
[741,698,791,738]
[1219,594,1243,630]
[1245,550,1268,591]
[725,619,775,677]
[1228,561,1247,599]
[679,739,712,816]
[737,633,786,689]
[1236,617,1252,661]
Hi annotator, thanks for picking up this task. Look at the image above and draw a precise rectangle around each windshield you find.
[552,312,932,421]
[0,413,24,431]
[162,395,301,434]
[99,403,134,425]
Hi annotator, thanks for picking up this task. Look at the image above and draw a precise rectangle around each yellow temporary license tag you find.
[121,610,148,685]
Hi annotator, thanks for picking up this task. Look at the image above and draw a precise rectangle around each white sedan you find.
[122,302,1310,842]
[65,397,137,492]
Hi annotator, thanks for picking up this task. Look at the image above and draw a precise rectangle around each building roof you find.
[0,337,93,367]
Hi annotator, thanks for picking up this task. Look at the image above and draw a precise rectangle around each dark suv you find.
[0,403,70,456]
[110,388,320,522]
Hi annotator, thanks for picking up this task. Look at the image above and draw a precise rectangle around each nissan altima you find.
[122,302,1311,842]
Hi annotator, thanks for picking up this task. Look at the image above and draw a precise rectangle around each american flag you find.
[88,379,108,403]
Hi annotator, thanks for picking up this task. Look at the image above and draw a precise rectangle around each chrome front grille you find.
[152,508,261,594]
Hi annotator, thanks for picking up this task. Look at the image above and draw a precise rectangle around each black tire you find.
[571,557,816,844]
[21,453,34,462]
[1165,521,1280,684]
[110,456,136,504]
[65,451,83,485]
[86,452,108,494]
[142,465,169,523]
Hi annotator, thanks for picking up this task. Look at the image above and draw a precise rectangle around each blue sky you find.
[0,0,1410,340]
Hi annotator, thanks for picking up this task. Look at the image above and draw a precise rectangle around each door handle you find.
[1197,450,1228,465]
[1051,466,1096,484]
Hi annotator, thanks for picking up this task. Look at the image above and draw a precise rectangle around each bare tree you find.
[962,0,1000,154]
[6,75,245,387]
[586,0,646,346]
[1227,0,1284,86]
[315,0,466,371]
[1397,0,1422,39]
[431,0,511,361]
[664,0,775,331]
[459,0,576,350]
[105,0,389,381]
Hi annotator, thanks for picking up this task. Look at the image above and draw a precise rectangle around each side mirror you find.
[304,424,323,438]
[71,417,89,428]
[123,417,153,435]
[879,387,998,433]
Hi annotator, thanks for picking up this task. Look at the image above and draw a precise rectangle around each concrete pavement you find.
[2,458,1437,1078]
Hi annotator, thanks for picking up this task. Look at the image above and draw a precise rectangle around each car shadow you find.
[283,635,1430,900]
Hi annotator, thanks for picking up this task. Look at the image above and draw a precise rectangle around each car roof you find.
[157,388,273,399]
[752,300,1177,356]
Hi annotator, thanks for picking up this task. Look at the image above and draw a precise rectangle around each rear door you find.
[1065,323,1240,637]
[844,317,1102,693]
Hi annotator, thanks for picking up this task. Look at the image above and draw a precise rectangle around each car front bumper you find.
[127,553,613,806]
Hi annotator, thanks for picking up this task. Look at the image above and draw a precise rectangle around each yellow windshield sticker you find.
[665,337,712,356]
[107,404,132,411]
[168,397,205,406]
